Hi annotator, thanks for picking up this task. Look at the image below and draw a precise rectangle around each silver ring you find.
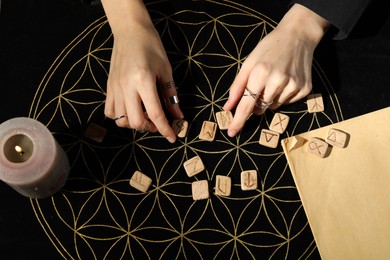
[242,87,259,100]
[168,95,179,105]
[114,115,127,121]
[258,99,273,107]
[254,99,273,114]
[139,120,151,133]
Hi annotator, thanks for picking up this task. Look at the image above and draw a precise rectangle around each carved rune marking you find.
[199,121,217,141]
[241,170,257,191]
[327,130,337,142]
[307,94,325,113]
[172,119,188,138]
[130,171,152,192]
[183,156,205,177]
[309,141,324,155]
[216,111,233,130]
[259,129,280,148]
[269,113,290,134]
[325,128,348,148]
[307,137,329,158]
[215,175,231,196]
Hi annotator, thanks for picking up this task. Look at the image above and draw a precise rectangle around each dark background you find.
[1,0,389,259]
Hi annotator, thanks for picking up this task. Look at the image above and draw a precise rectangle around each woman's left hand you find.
[223,4,330,137]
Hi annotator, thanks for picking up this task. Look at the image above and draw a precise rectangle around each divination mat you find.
[2,0,347,259]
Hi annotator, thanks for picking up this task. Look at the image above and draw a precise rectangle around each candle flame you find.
[15,145,24,155]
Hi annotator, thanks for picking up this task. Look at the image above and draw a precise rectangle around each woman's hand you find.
[223,4,330,137]
[102,0,184,143]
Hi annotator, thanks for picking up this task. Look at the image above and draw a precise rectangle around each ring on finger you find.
[254,103,267,114]
[258,98,273,107]
[242,87,259,100]
[167,95,179,105]
[139,119,151,133]
[254,98,273,114]
[114,114,127,121]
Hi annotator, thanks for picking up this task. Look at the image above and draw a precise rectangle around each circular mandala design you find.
[30,1,342,259]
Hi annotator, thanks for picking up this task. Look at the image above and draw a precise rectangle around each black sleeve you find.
[291,0,373,39]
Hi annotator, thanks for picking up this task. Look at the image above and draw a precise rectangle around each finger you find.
[282,83,312,105]
[104,64,117,119]
[251,89,277,116]
[104,50,132,127]
[227,87,260,137]
[159,80,184,119]
[138,79,177,143]
[138,113,157,133]
[252,71,290,114]
[268,77,312,110]
[104,83,116,119]
[122,87,147,130]
[104,46,117,116]
[222,68,249,111]
[105,82,132,128]
[268,82,298,110]
[226,66,269,137]
[252,99,274,116]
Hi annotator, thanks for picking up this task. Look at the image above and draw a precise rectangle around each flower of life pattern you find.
[29,1,342,259]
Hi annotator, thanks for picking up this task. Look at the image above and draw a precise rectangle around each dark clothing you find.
[292,0,373,39]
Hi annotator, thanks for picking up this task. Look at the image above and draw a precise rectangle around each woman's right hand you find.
[102,0,184,143]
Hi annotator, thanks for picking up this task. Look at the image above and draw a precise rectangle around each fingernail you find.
[179,111,184,119]
[167,136,176,144]
[222,101,229,110]
[228,130,237,137]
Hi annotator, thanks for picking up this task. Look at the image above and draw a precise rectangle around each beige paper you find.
[281,106,390,260]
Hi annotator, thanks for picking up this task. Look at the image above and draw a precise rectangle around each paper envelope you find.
[281,106,390,260]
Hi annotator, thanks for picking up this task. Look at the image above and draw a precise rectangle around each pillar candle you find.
[0,117,70,199]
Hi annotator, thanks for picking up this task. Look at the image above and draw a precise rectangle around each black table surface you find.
[1,0,389,259]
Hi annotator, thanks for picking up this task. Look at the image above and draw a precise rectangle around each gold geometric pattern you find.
[28,1,343,258]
